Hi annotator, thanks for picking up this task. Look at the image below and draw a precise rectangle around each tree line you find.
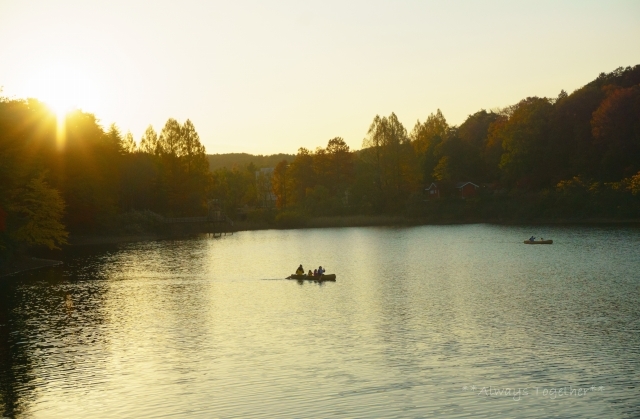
[2,65,640,260]
[214,65,640,220]
[0,100,209,259]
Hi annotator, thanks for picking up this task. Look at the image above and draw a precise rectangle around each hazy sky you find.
[1,0,639,154]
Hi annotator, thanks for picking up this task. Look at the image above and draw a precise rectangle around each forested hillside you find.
[210,65,640,220]
[2,65,639,262]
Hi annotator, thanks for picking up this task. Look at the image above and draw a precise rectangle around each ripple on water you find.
[0,224,639,418]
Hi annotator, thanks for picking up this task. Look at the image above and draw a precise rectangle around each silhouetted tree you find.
[288,148,315,205]
[457,110,501,181]
[363,113,413,210]
[139,125,159,154]
[272,160,290,209]
[122,131,137,153]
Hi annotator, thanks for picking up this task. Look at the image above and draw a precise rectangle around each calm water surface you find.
[1,224,639,418]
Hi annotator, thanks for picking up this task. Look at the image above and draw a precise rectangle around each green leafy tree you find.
[411,109,448,155]
[363,113,413,210]
[180,119,207,177]
[122,131,137,153]
[105,124,125,155]
[255,168,275,209]
[158,118,184,215]
[433,156,452,182]
[627,171,640,195]
[457,110,501,181]
[180,120,209,214]
[120,153,159,211]
[272,160,290,209]
[210,164,256,216]
[288,148,316,206]
[410,109,448,184]
[158,118,182,157]
[493,97,554,188]
[10,176,68,250]
[139,125,159,154]
[59,110,119,230]
[325,137,354,196]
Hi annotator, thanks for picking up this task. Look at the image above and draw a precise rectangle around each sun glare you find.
[27,63,97,115]
[46,93,76,117]
[42,81,76,150]
[26,63,96,149]
[38,71,80,115]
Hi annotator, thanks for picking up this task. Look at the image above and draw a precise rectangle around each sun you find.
[28,63,94,118]
[44,88,77,117]
[37,66,82,116]
[26,62,96,149]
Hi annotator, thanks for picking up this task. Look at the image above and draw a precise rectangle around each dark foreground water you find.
[1,224,639,418]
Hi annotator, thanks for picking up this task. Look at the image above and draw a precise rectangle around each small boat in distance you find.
[524,239,553,244]
[286,274,337,281]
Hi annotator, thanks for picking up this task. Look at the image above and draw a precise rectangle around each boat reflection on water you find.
[286,274,336,281]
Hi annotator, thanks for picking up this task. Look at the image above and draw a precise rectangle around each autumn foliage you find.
[248,65,640,218]
[2,65,640,258]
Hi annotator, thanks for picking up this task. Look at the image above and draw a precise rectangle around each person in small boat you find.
[317,266,325,276]
[313,268,318,276]
[295,264,304,275]
[308,270,313,276]
[529,236,535,241]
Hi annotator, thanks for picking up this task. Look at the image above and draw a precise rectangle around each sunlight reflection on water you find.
[1,224,639,418]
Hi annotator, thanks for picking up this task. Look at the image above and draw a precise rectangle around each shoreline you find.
[70,215,640,245]
[3,216,638,277]
[68,233,172,246]
[0,257,63,278]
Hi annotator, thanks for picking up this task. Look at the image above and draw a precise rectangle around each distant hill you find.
[207,153,296,171]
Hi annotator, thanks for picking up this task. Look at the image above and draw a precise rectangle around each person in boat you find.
[308,270,313,276]
[529,236,535,241]
[295,264,304,275]
[317,266,325,276]
[313,268,318,276]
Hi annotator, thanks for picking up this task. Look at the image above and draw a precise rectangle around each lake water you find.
[1,224,639,418]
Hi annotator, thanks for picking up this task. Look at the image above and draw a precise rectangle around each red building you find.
[455,182,479,198]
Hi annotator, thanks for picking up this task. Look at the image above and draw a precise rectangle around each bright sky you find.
[1,0,639,154]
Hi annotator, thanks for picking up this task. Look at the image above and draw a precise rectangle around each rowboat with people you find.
[290,264,334,281]
[286,274,337,281]
[524,239,553,244]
